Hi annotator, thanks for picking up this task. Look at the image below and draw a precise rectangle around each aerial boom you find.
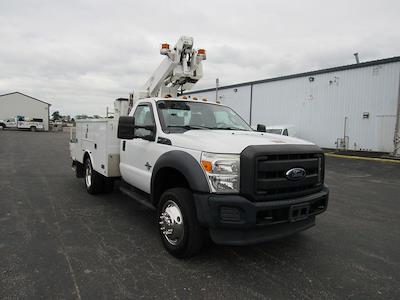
[132,36,206,102]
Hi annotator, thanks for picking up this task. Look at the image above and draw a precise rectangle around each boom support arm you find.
[133,36,206,101]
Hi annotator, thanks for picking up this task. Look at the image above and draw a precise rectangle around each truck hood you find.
[167,130,315,154]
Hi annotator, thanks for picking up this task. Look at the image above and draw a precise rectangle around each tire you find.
[84,157,104,194]
[157,188,205,258]
[30,126,36,132]
[75,161,85,178]
[0,124,4,130]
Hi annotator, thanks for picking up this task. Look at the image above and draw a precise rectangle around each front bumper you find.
[194,185,329,246]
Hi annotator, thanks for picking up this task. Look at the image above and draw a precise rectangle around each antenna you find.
[353,53,360,64]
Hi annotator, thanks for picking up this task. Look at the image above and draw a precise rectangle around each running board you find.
[119,184,155,210]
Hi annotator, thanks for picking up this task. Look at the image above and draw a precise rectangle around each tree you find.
[75,114,90,120]
[52,111,61,121]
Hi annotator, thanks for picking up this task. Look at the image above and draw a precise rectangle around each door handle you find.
[122,141,126,151]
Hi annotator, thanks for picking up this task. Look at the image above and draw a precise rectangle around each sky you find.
[1,0,400,117]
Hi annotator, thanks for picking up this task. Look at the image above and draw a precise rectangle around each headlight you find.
[200,152,240,193]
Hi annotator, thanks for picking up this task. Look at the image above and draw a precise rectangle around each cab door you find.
[6,119,17,128]
[120,103,161,193]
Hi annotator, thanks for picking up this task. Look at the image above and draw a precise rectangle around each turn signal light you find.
[201,160,212,172]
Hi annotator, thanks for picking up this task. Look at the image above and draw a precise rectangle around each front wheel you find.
[30,126,36,132]
[157,188,205,258]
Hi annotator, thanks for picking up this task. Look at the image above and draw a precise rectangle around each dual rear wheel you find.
[83,157,114,194]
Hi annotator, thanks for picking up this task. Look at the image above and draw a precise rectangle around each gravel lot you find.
[1,130,399,299]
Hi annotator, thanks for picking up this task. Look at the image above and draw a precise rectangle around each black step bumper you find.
[194,186,329,246]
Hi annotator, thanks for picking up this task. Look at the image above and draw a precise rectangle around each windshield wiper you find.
[167,125,212,131]
[210,127,248,131]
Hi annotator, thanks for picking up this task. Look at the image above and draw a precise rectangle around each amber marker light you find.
[201,160,212,172]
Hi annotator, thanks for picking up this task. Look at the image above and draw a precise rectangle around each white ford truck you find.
[0,116,44,131]
[70,37,329,257]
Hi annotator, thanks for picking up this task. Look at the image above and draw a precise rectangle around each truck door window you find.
[283,129,289,136]
[133,104,155,139]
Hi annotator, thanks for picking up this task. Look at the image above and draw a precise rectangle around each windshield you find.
[157,100,253,133]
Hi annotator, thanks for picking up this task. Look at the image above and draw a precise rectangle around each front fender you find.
[151,150,210,202]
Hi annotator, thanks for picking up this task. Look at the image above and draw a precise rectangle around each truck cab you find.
[71,96,328,257]
[70,36,328,258]
[264,124,297,137]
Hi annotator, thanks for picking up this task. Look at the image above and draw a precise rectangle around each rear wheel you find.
[157,188,205,258]
[0,124,5,130]
[84,157,104,194]
[30,126,36,132]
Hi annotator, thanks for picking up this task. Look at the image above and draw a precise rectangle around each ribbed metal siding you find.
[250,62,400,152]
[187,61,400,153]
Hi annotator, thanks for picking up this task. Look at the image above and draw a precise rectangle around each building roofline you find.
[183,56,400,94]
[0,92,51,106]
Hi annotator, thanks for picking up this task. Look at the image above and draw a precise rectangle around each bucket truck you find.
[70,36,329,258]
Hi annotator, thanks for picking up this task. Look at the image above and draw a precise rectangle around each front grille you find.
[240,145,325,202]
[257,154,321,196]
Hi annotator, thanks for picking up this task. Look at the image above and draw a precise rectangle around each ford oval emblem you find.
[286,168,306,181]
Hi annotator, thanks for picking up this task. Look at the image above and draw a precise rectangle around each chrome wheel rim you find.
[85,163,92,187]
[159,200,184,246]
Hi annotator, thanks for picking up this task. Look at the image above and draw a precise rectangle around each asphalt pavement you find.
[0,130,399,299]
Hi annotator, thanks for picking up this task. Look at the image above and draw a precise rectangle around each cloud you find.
[0,0,399,116]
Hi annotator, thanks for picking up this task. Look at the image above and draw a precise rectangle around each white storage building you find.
[185,57,400,154]
[0,92,51,131]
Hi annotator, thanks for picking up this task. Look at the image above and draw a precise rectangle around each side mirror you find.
[257,124,266,132]
[118,116,135,139]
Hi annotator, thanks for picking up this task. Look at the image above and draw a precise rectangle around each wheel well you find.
[152,167,190,206]
[83,152,90,163]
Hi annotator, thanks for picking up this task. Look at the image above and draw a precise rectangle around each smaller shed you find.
[0,92,51,131]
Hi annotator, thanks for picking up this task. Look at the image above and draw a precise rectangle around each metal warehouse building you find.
[186,57,400,155]
[0,92,51,131]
